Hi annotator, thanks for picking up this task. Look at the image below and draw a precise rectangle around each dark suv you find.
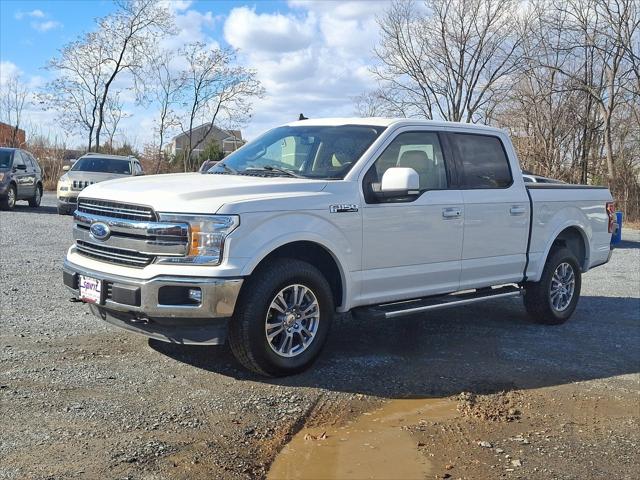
[0,147,43,210]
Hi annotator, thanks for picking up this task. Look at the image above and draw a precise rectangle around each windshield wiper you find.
[210,163,237,175]
[258,165,304,178]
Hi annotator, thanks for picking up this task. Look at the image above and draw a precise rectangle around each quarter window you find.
[451,134,512,189]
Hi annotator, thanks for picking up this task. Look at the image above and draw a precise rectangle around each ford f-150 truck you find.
[63,118,616,376]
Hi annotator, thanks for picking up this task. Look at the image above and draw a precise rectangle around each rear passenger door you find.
[448,131,530,289]
[359,128,464,305]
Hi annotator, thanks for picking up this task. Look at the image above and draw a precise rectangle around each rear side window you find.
[452,134,512,189]
[27,153,41,172]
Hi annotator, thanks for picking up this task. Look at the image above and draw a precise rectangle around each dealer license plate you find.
[78,275,102,304]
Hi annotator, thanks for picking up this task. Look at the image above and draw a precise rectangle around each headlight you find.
[58,177,70,191]
[157,214,239,265]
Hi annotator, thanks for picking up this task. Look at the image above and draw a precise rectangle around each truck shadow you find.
[150,295,640,398]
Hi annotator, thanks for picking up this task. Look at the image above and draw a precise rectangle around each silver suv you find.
[57,153,144,215]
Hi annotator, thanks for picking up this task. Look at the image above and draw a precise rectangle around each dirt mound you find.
[456,390,523,422]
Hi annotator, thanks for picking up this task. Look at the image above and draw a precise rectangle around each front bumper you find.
[57,194,78,212]
[63,260,243,344]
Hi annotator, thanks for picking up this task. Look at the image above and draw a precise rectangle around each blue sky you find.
[0,0,389,148]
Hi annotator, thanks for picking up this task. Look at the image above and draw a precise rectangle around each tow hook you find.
[131,315,151,324]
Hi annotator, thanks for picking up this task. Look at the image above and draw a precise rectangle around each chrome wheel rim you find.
[265,284,320,358]
[550,262,575,312]
[7,188,15,208]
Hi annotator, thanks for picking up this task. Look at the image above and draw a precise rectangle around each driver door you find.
[359,129,464,305]
[12,151,31,198]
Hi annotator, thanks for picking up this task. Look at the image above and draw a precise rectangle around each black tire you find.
[57,205,69,215]
[228,258,334,376]
[28,185,42,207]
[524,247,581,325]
[1,184,16,210]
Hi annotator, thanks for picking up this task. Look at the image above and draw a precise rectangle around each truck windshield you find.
[71,157,131,174]
[0,150,13,169]
[209,125,385,179]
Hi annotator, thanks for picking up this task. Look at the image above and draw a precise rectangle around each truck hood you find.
[79,172,329,214]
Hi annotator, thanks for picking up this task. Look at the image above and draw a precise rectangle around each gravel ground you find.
[1,192,639,479]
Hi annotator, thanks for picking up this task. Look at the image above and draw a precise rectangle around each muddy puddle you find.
[268,397,458,480]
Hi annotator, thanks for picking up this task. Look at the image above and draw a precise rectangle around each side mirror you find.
[62,165,70,172]
[377,167,420,198]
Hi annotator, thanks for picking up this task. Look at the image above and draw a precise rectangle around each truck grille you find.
[77,199,156,222]
[73,202,189,268]
[76,240,153,267]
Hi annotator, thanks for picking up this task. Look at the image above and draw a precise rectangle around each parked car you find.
[199,159,220,172]
[62,118,616,376]
[522,173,565,184]
[57,153,144,215]
[0,147,43,210]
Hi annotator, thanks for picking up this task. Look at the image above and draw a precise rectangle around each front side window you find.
[13,151,25,168]
[211,125,385,179]
[71,157,131,175]
[451,134,512,189]
[366,131,448,193]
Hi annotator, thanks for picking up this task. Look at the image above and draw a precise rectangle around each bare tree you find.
[534,0,636,183]
[146,49,184,173]
[92,0,175,150]
[373,0,526,122]
[102,92,130,151]
[0,73,29,147]
[41,32,108,150]
[178,42,264,171]
[352,90,391,117]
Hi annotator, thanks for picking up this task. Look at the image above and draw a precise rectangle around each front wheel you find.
[228,258,334,376]
[524,247,582,325]
[1,184,16,210]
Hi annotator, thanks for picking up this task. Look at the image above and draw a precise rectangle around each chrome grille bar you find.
[76,240,152,267]
[78,198,155,221]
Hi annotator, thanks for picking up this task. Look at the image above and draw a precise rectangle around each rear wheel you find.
[1,184,16,210]
[228,258,334,376]
[524,247,581,325]
[28,185,42,207]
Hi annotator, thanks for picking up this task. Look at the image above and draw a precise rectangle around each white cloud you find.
[160,8,216,51]
[223,1,389,138]
[14,9,45,20]
[31,20,63,32]
[0,61,22,86]
[224,7,316,53]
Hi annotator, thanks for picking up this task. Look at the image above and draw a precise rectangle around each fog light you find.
[188,288,202,304]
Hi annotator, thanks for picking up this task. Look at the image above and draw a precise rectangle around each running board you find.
[352,285,522,321]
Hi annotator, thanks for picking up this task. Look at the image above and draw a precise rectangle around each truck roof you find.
[285,117,505,134]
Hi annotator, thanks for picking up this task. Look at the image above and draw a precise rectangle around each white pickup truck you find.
[63,118,616,376]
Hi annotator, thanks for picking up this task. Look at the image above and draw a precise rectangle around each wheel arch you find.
[243,240,346,311]
[546,226,590,272]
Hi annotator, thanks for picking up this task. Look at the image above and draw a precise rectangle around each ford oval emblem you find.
[90,222,111,241]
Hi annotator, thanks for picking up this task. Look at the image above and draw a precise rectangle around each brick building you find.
[0,122,26,147]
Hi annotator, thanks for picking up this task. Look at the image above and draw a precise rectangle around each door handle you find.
[442,208,461,219]
[510,205,526,215]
